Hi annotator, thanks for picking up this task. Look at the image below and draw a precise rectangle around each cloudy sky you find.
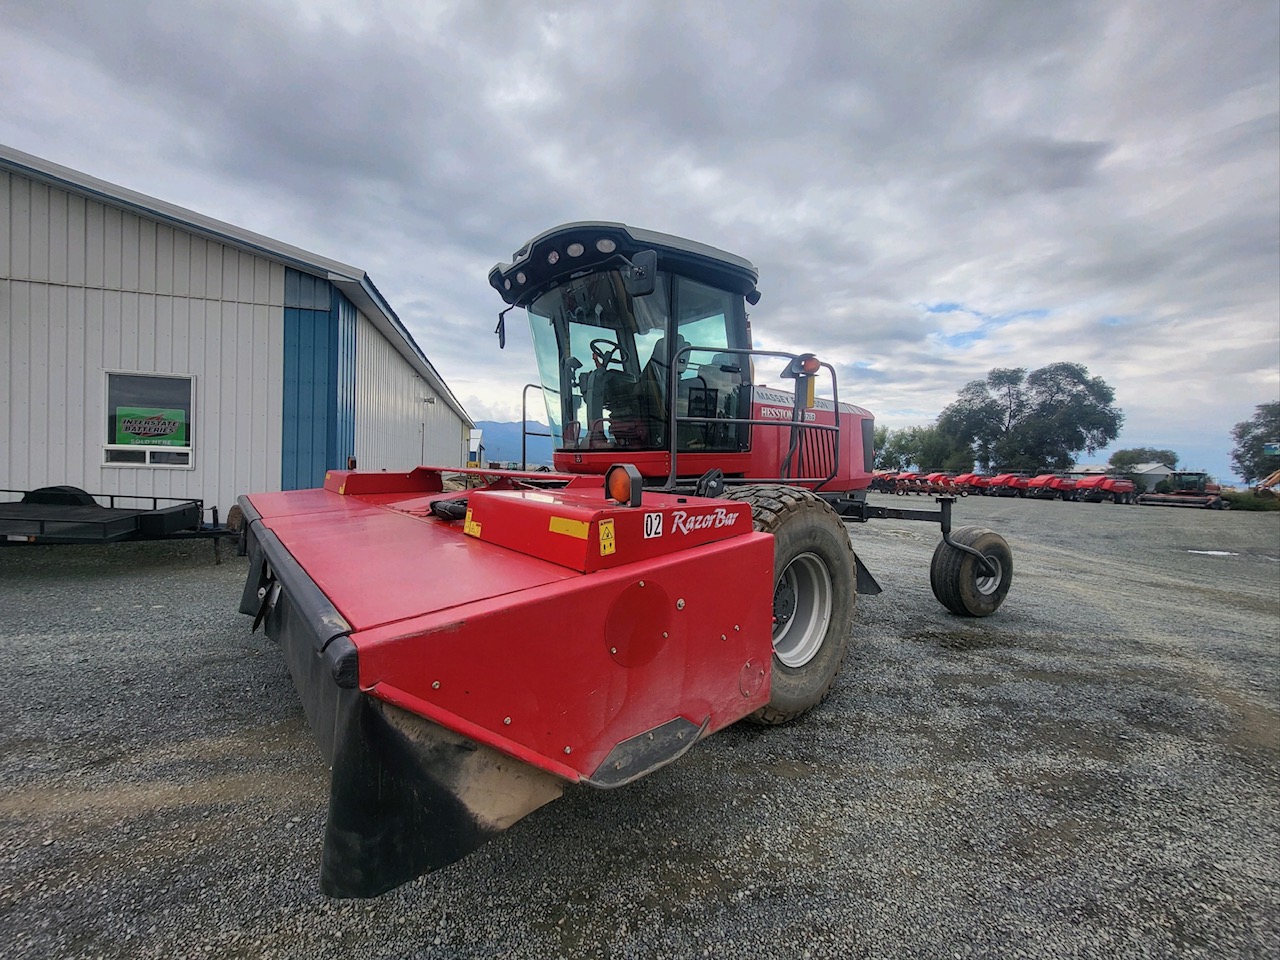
[3,0,1277,479]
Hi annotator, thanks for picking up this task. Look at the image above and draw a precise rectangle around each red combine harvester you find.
[1075,475,1137,504]
[986,473,1031,497]
[920,472,959,495]
[1025,474,1078,501]
[869,470,897,493]
[1135,472,1224,509]
[890,471,922,494]
[951,473,989,495]
[236,223,1015,897]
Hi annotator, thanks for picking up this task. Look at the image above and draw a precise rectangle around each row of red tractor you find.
[871,471,1140,503]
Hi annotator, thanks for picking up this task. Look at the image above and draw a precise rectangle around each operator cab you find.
[489,223,760,465]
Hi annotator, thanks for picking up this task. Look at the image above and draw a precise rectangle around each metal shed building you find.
[1129,462,1176,491]
[1,144,471,523]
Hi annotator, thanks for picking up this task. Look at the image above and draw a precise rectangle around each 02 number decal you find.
[643,512,663,539]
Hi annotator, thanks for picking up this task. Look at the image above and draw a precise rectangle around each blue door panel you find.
[282,271,359,489]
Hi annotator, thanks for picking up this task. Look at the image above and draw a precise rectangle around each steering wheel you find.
[590,338,628,369]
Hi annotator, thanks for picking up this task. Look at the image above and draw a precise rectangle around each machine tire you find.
[721,485,855,726]
[929,526,1012,618]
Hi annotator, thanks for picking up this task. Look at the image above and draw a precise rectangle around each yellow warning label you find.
[598,518,616,556]
[549,516,590,540]
[463,508,482,538]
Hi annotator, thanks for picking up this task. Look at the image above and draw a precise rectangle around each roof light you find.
[605,463,643,507]
[547,250,559,265]
[503,279,511,290]
[516,271,526,285]
[596,238,617,254]
[567,242,585,257]
[800,355,821,374]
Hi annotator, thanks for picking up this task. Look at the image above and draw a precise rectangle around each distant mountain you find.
[473,421,555,467]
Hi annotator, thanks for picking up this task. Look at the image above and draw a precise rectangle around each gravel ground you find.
[1,494,1277,959]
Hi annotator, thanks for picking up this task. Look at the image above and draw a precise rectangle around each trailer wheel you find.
[721,485,855,726]
[930,526,1012,618]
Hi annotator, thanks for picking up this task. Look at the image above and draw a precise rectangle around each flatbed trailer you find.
[1,486,238,559]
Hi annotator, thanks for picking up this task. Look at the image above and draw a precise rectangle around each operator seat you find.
[643,335,690,407]
[637,335,690,446]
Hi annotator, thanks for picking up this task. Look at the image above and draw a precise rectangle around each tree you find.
[937,362,1123,472]
[935,376,1007,469]
[1109,448,1179,470]
[875,426,973,472]
[872,424,890,468]
[909,425,974,472]
[875,428,916,471]
[1230,402,1280,483]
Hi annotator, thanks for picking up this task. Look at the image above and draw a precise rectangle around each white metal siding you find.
[354,314,465,469]
[1,170,285,518]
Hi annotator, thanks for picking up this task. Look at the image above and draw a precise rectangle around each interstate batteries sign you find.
[115,407,187,446]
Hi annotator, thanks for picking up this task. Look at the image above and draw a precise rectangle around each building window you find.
[103,372,195,468]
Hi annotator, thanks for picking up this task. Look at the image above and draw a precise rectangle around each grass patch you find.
[1222,491,1280,511]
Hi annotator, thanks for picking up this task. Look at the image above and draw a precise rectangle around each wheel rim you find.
[974,554,1003,596]
[772,552,833,668]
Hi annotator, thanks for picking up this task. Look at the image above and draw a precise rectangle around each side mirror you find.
[622,249,657,298]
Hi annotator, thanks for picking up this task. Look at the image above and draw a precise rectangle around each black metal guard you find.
[520,383,554,470]
[662,346,842,492]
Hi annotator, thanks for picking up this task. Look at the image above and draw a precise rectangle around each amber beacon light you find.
[605,463,644,507]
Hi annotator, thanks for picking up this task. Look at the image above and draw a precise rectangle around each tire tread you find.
[929,525,1012,617]
[721,485,855,725]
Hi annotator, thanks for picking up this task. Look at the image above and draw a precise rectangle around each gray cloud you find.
[1,0,1276,479]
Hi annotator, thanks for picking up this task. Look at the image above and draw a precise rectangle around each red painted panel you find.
[245,488,354,520]
[323,467,445,496]
[552,450,757,478]
[462,488,755,573]
[352,531,777,781]
[257,499,576,632]
[249,479,779,780]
